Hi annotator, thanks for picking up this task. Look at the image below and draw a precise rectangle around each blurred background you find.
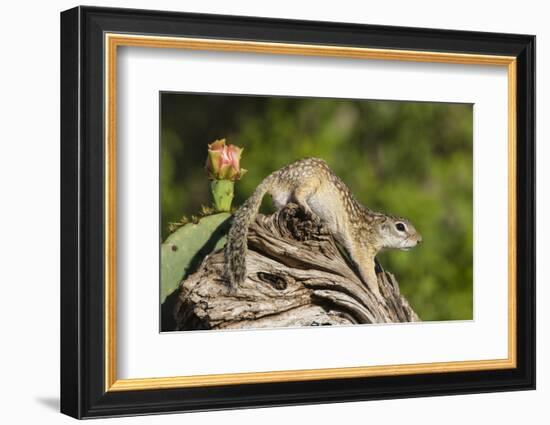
[161,93,473,321]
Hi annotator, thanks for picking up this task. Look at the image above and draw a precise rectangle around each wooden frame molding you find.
[104,33,518,392]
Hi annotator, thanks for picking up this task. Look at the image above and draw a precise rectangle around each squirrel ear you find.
[375,216,389,230]
[375,216,388,224]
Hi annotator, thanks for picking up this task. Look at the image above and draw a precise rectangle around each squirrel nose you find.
[416,236,422,244]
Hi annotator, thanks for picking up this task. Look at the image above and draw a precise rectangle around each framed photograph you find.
[60,6,535,419]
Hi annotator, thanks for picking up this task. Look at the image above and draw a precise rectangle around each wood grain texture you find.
[174,204,419,330]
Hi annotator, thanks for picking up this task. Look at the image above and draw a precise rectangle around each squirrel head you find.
[371,215,422,251]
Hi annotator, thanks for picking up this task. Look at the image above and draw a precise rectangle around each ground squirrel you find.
[224,157,422,298]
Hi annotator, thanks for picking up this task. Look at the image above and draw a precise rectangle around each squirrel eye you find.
[395,222,406,232]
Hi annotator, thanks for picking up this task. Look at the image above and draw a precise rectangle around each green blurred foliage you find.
[161,93,473,321]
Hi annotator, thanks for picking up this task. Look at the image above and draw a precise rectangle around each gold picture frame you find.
[104,33,517,392]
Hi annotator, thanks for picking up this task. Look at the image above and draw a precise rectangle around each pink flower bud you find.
[206,139,247,181]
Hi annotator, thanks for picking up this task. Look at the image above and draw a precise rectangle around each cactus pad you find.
[161,212,231,303]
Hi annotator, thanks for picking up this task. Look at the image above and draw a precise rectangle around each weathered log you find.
[173,203,419,330]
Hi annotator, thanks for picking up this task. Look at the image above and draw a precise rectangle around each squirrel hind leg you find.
[293,179,322,222]
[271,189,292,210]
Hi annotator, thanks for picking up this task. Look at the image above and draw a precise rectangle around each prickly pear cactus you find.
[210,179,234,212]
[161,213,231,303]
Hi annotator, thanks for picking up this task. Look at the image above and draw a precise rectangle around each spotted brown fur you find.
[224,157,422,298]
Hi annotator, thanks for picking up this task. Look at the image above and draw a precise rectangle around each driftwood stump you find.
[173,203,419,330]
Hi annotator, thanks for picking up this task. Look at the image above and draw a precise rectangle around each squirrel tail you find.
[224,175,275,288]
